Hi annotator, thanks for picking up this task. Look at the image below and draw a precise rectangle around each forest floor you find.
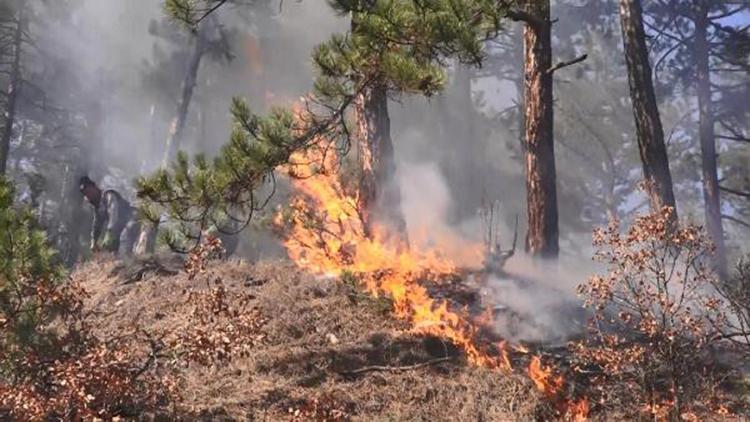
[72,257,547,421]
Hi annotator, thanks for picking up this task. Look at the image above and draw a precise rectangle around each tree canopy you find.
[137,0,506,249]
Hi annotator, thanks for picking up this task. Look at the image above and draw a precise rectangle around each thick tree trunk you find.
[161,31,205,167]
[0,7,23,176]
[355,84,408,245]
[521,1,558,259]
[618,0,678,218]
[694,6,728,278]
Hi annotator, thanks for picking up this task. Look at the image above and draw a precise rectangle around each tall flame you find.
[274,108,588,419]
[275,142,507,369]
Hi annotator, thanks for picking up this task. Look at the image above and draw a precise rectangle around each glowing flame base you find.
[274,142,588,420]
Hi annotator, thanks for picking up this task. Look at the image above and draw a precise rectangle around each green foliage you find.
[140,0,507,248]
[0,177,66,375]
[137,98,296,250]
[164,0,228,28]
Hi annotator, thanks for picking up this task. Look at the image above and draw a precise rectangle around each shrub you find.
[572,208,733,420]
[0,178,73,378]
[713,258,750,354]
[0,177,178,418]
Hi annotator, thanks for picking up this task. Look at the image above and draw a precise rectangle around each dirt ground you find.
[73,257,545,421]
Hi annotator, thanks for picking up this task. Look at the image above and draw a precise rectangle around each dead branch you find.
[722,214,750,230]
[338,356,454,375]
[720,185,750,199]
[547,54,588,75]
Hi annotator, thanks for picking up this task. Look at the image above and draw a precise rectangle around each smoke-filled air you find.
[0,0,748,420]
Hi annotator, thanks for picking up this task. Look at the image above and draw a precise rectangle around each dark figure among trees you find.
[79,176,140,256]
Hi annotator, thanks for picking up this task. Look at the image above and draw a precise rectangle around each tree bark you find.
[521,1,558,259]
[355,84,408,245]
[694,5,728,278]
[618,0,678,219]
[0,6,23,176]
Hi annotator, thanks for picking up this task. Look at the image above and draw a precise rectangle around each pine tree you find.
[645,0,750,276]
[0,0,25,176]
[617,0,678,221]
[137,0,504,250]
[0,177,67,371]
[502,1,588,259]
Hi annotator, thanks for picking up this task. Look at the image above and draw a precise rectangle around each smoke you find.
[31,0,346,195]
[396,155,595,344]
[26,0,661,343]
[487,253,597,344]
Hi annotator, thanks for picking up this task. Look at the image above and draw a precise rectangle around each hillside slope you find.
[73,258,543,421]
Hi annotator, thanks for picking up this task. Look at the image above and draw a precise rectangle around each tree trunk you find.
[521,1,558,259]
[161,30,206,167]
[0,7,23,176]
[355,84,408,246]
[694,5,727,279]
[145,24,209,255]
[452,65,480,222]
[618,0,678,219]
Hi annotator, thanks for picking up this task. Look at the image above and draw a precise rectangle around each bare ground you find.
[72,257,545,421]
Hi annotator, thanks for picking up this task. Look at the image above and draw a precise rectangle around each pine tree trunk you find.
[145,25,208,256]
[453,65,480,221]
[694,6,728,278]
[618,0,678,218]
[161,30,206,167]
[355,84,408,245]
[522,1,558,259]
[0,7,23,176]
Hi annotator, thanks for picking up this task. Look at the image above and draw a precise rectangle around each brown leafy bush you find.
[0,226,264,419]
[572,208,734,420]
[0,179,172,419]
[287,393,354,421]
[0,335,179,419]
[185,235,226,279]
[168,277,268,366]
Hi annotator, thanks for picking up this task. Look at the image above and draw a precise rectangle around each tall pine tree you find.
[137,0,503,250]
[645,0,750,276]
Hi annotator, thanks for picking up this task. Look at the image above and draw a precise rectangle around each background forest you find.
[0,0,747,263]
[0,0,748,420]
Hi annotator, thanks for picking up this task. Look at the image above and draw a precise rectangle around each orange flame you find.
[274,107,588,419]
[528,356,564,398]
[275,141,506,369]
[528,356,589,420]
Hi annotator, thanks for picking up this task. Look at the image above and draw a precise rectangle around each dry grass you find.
[73,257,542,421]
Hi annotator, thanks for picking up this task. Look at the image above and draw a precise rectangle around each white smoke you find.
[397,159,596,344]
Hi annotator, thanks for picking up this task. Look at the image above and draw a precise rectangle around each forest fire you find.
[274,141,589,419]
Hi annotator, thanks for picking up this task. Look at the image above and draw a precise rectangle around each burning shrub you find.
[572,208,733,419]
